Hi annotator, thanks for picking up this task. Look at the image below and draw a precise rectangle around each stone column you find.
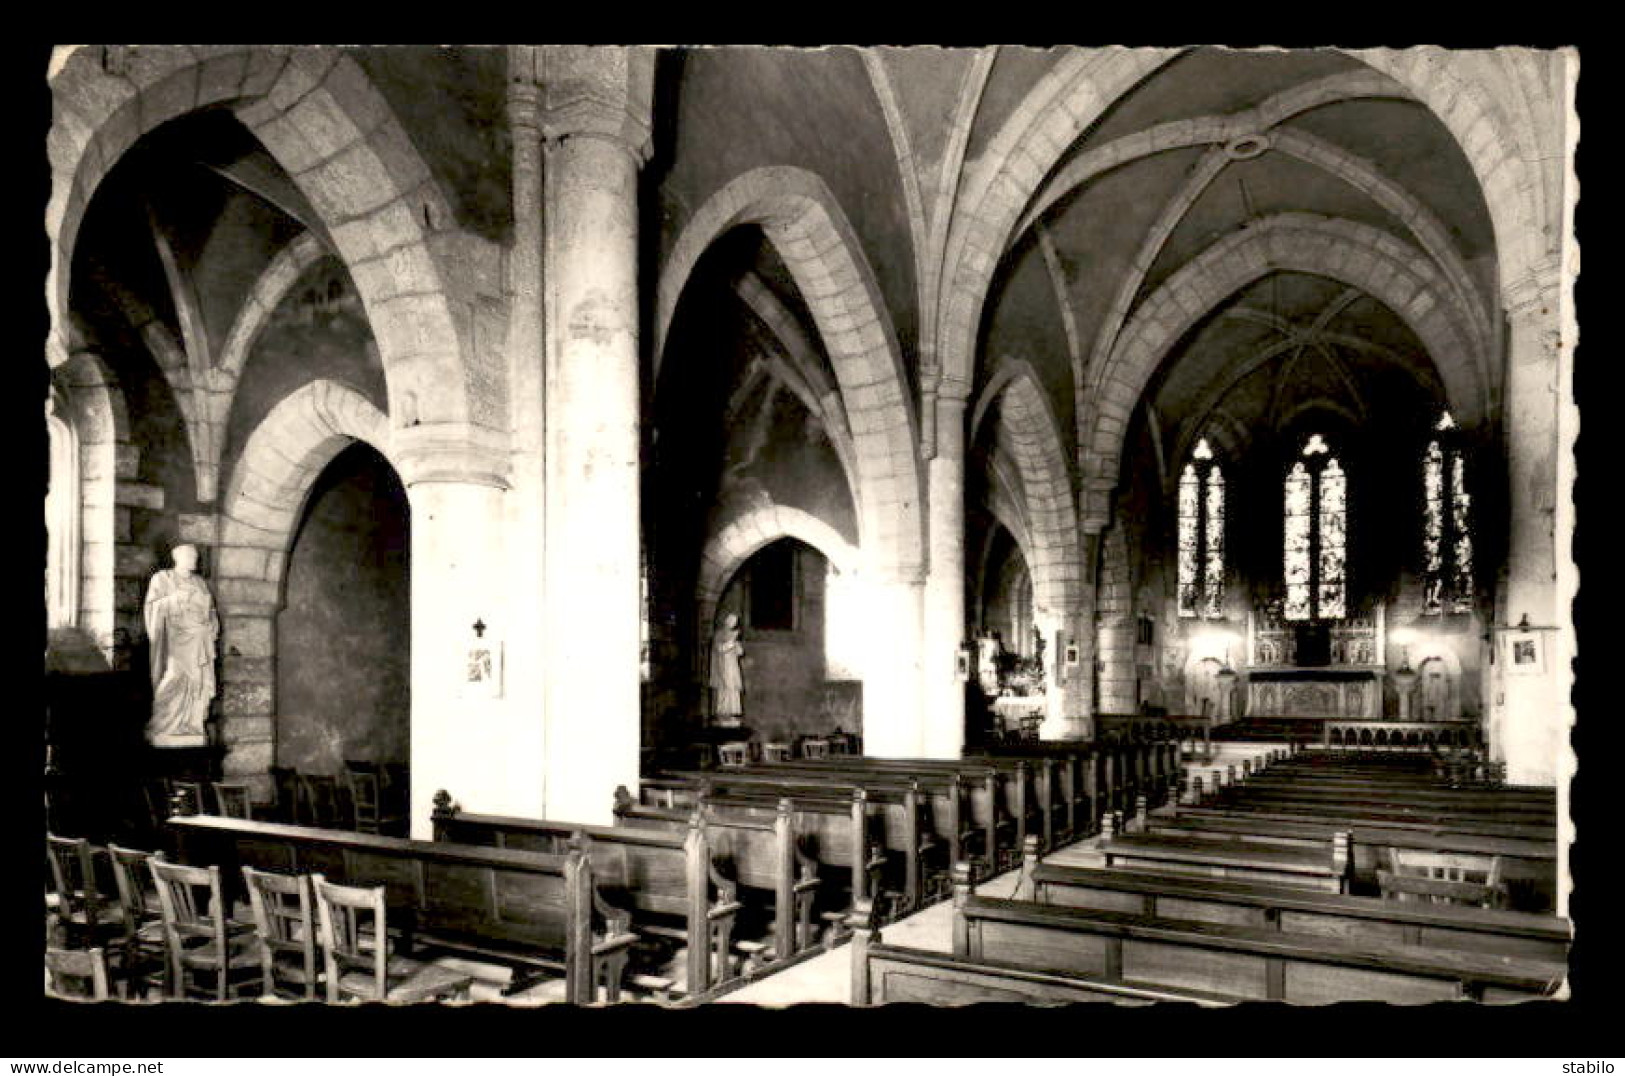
[1493,280,1568,789]
[921,387,968,758]
[496,49,551,821]
[539,46,653,824]
[401,470,513,838]
[1043,526,1096,742]
[862,565,927,757]
[217,605,276,799]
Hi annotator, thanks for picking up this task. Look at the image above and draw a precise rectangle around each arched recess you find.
[51,352,133,666]
[1081,214,1487,521]
[213,379,396,787]
[695,503,860,648]
[47,46,498,456]
[973,363,1081,635]
[1405,639,1464,722]
[45,387,80,633]
[655,166,924,580]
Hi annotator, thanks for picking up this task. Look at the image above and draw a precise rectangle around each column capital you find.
[1503,259,1564,324]
[537,46,656,165]
[392,421,513,490]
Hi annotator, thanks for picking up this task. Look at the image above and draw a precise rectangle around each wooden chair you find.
[212,782,255,820]
[268,766,300,824]
[46,835,118,949]
[297,773,343,828]
[165,779,206,817]
[346,769,406,836]
[242,867,320,1000]
[1379,848,1506,908]
[761,742,792,763]
[718,742,751,768]
[106,844,168,999]
[44,947,111,1001]
[311,874,473,1003]
[147,859,260,1001]
[801,738,830,760]
[382,763,410,819]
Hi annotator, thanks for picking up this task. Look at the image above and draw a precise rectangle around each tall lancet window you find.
[1422,411,1473,615]
[1177,438,1225,618]
[1283,433,1346,621]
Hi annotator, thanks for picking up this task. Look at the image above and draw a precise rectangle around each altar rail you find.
[1322,721,1483,752]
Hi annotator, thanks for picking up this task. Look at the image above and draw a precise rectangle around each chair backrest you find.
[801,738,830,760]
[242,866,318,998]
[148,858,229,960]
[212,782,253,819]
[46,834,107,931]
[165,779,206,817]
[44,947,110,1000]
[298,774,341,827]
[761,742,791,763]
[1381,847,1505,907]
[106,844,162,933]
[269,767,299,822]
[311,872,389,1003]
[347,770,384,832]
[718,742,750,768]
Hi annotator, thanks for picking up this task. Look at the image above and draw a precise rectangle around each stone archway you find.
[1079,214,1486,523]
[656,166,924,584]
[213,379,396,791]
[695,503,861,652]
[47,46,500,465]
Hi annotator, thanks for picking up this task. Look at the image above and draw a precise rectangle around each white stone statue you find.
[710,612,744,726]
[144,544,219,747]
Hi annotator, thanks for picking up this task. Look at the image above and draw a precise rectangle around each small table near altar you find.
[1244,667,1384,718]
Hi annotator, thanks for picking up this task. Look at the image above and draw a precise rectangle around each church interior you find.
[41,44,1579,1008]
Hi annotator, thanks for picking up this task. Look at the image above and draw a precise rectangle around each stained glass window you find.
[1283,436,1346,621]
[1177,440,1224,618]
[1204,466,1225,617]
[1422,413,1473,614]
[1178,464,1200,617]
[1283,462,1312,621]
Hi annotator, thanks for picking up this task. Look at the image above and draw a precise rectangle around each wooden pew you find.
[429,793,740,997]
[613,790,822,965]
[658,769,961,903]
[1215,780,1556,819]
[1099,811,1351,894]
[1018,841,1570,962]
[1140,806,1556,909]
[950,864,1567,1003]
[744,757,1020,870]
[168,815,635,1004]
[847,898,1239,1007]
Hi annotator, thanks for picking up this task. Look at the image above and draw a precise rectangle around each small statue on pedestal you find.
[710,612,745,727]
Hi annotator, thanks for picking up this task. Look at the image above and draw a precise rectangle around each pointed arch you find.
[979,362,1081,628]
[47,46,498,461]
[1082,214,1486,521]
[655,165,923,578]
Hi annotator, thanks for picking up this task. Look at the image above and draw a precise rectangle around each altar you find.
[1243,608,1386,719]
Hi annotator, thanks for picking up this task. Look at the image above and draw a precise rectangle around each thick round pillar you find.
[921,392,967,758]
[541,129,643,823]
[1492,294,1567,790]
[862,568,926,758]
[498,60,551,822]
[407,480,534,837]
